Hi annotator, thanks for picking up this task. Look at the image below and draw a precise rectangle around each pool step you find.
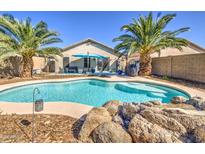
[114,83,144,94]
[114,83,167,97]
[88,80,111,87]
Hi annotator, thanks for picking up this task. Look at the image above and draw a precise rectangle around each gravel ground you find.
[0,114,80,143]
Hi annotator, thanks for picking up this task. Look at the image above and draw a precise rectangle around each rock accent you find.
[76,99,205,143]
[140,109,186,135]
[185,97,205,110]
[163,103,196,110]
[193,125,205,143]
[120,103,141,121]
[78,107,112,141]
[169,114,205,131]
[171,96,187,104]
[149,100,162,106]
[91,122,132,143]
[103,100,122,116]
[112,115,124,126]
[139,105,166,115]
[128,114,181,143]
[141,102,154,107]
[162,108,188,115]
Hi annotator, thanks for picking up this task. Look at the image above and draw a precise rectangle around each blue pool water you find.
[0,79,189,107]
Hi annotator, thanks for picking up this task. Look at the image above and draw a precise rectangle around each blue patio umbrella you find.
[72,53,108,59]
[72,53,108,71]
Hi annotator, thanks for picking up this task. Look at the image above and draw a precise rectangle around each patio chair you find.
[68,66,78,73]
[82,68,87,74]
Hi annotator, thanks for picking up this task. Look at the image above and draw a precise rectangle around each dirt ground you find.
[146,75,205,93]
[0,114,80,143]
[0,74,88,85]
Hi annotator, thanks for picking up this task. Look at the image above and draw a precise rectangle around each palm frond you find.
[0,14,63,61]
[113,12,189,57]
[36,47,62,57]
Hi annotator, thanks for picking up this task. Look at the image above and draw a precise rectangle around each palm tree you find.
[0,14,62,78]
[113,12,190,76]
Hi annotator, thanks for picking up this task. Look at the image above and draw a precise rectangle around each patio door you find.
[97,59,109,71]
[97,59,103,71]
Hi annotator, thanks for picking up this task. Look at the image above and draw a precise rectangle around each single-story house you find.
[32,39,205,74]
[33,38,120,73]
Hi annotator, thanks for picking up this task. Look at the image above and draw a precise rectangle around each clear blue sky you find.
[0,11,205,48]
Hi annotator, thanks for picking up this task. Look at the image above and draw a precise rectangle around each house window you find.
[84,58,88,68]
[84,58,91,68]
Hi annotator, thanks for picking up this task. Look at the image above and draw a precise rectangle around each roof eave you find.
[63,38,120,56]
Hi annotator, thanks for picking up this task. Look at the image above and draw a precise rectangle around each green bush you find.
[162,75,170,80]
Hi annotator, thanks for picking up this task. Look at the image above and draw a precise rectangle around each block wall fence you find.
[152,53,205,83]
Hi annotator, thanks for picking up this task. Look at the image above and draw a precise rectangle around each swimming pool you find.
[0,79,189,107]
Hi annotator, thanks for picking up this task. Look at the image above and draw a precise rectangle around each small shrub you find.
[162,75,170,80]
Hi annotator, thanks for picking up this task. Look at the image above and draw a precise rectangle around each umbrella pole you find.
[88,52,90,72]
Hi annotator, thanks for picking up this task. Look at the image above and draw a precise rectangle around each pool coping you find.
[0,76,205,118]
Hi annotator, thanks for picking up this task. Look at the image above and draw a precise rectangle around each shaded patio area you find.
[64,52,112,74]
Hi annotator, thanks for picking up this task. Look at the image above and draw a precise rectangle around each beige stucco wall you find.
[32,42,118,73]
[59,42,118,73]
[53,55,63,73]
[32,56,47,70]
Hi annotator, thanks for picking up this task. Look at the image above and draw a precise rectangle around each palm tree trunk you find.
[21,56,33,78]
[125,55,129,75]
[139,54,152,76]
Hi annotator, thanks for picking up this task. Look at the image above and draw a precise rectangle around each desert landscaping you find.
[1,96,205,143]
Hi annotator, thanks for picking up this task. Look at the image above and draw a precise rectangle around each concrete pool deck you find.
[0,76,205,118]
[0,102,92,119]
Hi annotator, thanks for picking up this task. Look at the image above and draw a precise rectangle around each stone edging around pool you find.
[0,76,205,118]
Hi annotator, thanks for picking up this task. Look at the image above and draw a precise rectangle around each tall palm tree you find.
[0,14,62,78]
[113,12,190,76]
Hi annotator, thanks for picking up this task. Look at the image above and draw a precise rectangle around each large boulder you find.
[140,109,186,135]
[91,122,132,143]
[103,100,122,116]
[193,125,205,143]
[78,107,112,141]
[140,100,163,107]
[169,114,205,131]
[162,108,188,115]
[139,105,167,115]
[112,115,124,126]
[149,100,162,106]
[128,114,181,143]
[185,97,205,110]
[141,102,154,107]
[120,103,141,121]
[171,96,187,104]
